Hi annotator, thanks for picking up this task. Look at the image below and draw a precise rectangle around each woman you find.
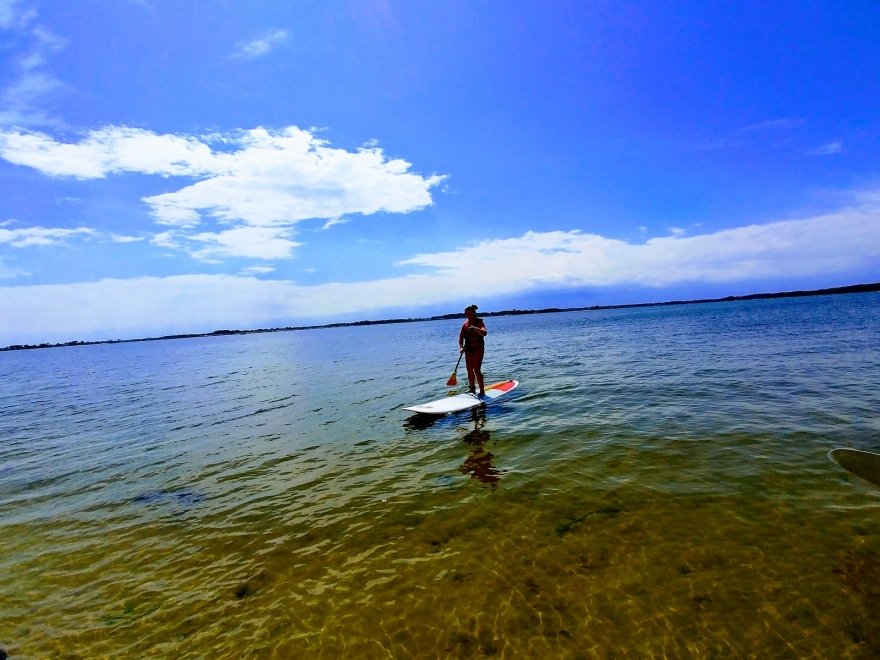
[459,304,488,396]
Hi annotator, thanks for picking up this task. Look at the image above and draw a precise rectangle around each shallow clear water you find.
[2,293,880,657]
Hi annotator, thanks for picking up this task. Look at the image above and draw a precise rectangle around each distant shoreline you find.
[3,282,878,352]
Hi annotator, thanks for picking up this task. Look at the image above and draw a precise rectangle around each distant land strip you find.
[3,282,878,352]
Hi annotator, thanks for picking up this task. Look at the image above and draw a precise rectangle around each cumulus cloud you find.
[0,126,217,178]
[0,125,446,260]
[142,127,445,227]
[2,196,878,345]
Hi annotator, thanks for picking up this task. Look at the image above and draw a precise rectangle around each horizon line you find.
[3,281,878,353]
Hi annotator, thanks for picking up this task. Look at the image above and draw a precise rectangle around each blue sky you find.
[1,0,879,346]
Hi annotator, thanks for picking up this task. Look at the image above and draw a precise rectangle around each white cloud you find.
[0,0,35,30]
[0,0,16,27]
[321,217,349,230]
[807,141,843,156]
[0,8,66,128]
[0,126,217,178]
[698,118,807,153]
[0,225,96,247]
[241,265,276,276]
[141,127,445,227]
[187,226,301,261]
[400,203,879,289]
[0,125,446,260]
[231,29,289,60]
[737,118,806,133]
[0,259,28,279]
[148,231,177,250]
[2,196,878,345]
[109,234,144,243]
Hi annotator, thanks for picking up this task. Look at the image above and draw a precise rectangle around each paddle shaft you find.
[453,349,464,372]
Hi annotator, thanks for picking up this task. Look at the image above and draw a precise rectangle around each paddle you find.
[447,349,464,386]
[828,448,880,487]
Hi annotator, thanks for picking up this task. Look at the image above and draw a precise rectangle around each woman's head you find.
[464,304,478,320]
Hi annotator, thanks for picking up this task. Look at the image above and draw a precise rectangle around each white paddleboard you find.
[404,379,519,415]
[829,448,880,488]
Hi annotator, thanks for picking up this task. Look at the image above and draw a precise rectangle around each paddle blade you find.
[447,372,458,386]
[829,448,880,487]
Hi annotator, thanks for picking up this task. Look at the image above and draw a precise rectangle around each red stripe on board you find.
[487,380,515,392]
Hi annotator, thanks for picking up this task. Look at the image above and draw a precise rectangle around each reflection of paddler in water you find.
[459,410,502,487]
[459,304,488,396]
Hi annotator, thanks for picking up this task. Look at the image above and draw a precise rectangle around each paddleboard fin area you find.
[404,379,519,416]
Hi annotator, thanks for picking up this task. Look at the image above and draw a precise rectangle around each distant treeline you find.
[3,282,878,352]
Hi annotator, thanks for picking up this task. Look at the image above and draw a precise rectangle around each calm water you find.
[2,294,880,658]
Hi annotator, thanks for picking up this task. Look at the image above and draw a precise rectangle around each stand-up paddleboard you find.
[404,379,519,416]
[828,448,880,488]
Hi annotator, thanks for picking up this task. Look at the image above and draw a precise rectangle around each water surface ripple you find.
[2,293,880,657]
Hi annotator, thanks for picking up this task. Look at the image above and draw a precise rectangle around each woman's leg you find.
[473,348,485,395]
[465,350,477,392]
[465,348,485,394]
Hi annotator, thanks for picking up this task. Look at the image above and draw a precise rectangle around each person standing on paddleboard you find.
[459,304,488,396]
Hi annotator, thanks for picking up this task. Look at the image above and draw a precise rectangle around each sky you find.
[1,0,879,346]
